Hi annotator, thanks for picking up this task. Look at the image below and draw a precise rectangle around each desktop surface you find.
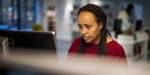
[1,50,150,75]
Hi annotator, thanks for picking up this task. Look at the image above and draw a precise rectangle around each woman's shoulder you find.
[72,37,82,44]
[107,36,122,48]
[106,38,126,60]
[68,37,81,53]
[107,39,124,50]
[106,37,124,53]
[107,37,126,56]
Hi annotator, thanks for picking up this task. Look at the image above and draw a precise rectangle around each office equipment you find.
[135,20,143,31]
[113,19,122,38]
[0,30,56,53]
[117,31,149,61]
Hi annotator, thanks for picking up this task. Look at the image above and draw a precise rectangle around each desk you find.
[0,50,150,75]
[0,51,74,75]
[117,31,149,61]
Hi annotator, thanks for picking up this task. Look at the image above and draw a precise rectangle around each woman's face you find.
[77,11,103,44]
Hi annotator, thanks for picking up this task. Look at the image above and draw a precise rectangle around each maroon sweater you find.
[68,37,126,61]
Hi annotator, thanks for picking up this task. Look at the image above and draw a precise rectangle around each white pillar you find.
[55,0,73,41]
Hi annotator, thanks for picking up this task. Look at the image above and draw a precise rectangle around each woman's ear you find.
[99,23,103,30]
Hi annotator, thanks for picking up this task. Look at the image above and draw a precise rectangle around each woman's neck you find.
[93,35,113,44]
[94,35,101,44]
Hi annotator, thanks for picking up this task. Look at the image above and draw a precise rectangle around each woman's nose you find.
[80,27,87,36]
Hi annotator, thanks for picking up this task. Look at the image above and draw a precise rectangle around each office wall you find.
[142,0,150,30]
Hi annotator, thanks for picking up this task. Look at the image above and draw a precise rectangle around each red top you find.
[68,37,126,61]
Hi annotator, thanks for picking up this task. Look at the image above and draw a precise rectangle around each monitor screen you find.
[0,30,56,53]
[135,20,143,31]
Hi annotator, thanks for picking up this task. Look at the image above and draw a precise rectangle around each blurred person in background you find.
[68,4,127,63]
[118,3,135,35]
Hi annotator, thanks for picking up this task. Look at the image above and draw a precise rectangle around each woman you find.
[68,4,126,62]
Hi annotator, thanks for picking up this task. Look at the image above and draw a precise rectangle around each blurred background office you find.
[0,0,150,66]
[0,0,150,75]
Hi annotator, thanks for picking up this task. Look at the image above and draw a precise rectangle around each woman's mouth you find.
[83,37,89,40]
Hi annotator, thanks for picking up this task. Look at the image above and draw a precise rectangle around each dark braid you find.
[97,28,111,56]
[79,37,86,54]
[78,4,111,56]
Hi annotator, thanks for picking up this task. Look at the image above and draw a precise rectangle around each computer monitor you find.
[0,30,56,53]
[135,20,143,31]
[113,19,122,38]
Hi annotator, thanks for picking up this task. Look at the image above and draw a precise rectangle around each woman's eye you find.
[85,25,92,29]
[78,25,83,29]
